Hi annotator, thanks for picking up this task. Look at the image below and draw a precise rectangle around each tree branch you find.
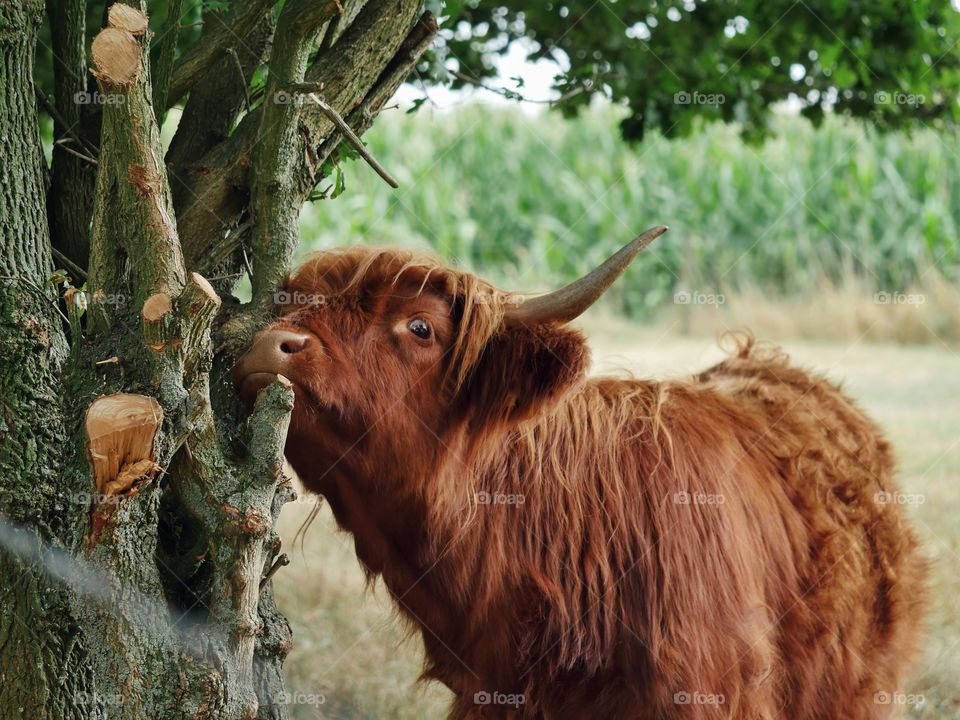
[319,0,371,50]
[310,11,437,190]
[166,0,277,109]
[166,4,276,289]
[52,246,88,281]
[88,4,186,316]
[247,0,342,305]
[305,91,399,187]
[178,0,429,277]
[151,0,184,117]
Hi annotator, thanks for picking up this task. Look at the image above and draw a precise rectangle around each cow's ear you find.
[461,323,589,428]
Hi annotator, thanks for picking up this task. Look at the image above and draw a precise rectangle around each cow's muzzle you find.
[233,328,316,406]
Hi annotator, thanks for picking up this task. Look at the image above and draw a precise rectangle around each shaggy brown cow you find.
[235,227,926,720]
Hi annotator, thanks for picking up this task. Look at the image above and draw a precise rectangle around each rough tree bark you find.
[0,1,434,717]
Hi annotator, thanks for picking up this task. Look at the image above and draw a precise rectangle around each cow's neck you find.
[320,453,513,680]
[292,419,527,693]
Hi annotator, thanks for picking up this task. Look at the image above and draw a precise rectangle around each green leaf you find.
[407,96,429,114]
[330,165,346,200]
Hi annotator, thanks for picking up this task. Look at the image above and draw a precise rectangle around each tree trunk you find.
[0,3,90,717]
[0,1,434,717]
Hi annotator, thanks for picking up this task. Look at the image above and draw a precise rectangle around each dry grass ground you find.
[274,319,960,719]
[663,272,960,346]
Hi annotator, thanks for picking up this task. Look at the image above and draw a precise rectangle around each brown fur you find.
[249,247,926,719]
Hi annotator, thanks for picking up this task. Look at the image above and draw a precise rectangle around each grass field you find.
[274,319,960,719]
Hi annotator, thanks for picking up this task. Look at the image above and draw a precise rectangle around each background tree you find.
[435,0,960,139]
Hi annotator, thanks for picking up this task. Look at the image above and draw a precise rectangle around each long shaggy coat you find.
[246,248,926,719]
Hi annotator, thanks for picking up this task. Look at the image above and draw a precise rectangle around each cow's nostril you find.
[278,335,309,355]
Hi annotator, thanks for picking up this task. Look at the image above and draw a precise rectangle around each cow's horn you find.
[504,225,668,326]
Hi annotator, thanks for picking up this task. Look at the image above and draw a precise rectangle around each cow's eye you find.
[408,317,432,340]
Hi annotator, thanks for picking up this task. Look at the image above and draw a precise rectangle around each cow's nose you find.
[233,328,317,395]
[276,331,311,355]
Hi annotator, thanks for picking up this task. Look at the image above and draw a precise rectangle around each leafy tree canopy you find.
[427,0,960,140]
[31,1,959,144]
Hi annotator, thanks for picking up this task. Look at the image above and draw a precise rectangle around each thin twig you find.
[452,70,590,106]
[0,276,69,323]
[204,272,245,282]
[413,67,439,108]
[305,91,399,188]
[226,47,252,112]
[167,0,276,108]
[54,138,98,166]
[51,247,88,281]
[260,553,289,590]
[34,86,99,157]
[241,244,255,281]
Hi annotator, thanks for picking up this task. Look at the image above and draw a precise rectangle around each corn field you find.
[300,104,958,316]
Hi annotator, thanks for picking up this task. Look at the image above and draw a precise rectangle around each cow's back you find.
[692,337,927,720]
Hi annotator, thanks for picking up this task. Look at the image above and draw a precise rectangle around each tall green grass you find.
[299,104,959,315]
